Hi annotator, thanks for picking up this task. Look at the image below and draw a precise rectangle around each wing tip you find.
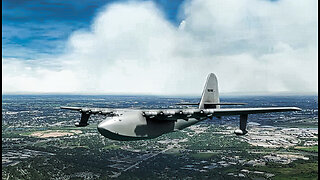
[293,107,302,111]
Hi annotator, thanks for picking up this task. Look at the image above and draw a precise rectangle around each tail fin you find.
[199,73,220,109]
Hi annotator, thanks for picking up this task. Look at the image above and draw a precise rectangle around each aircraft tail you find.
[199,73,220,109]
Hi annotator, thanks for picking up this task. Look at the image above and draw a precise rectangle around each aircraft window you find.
[207,89,214,92]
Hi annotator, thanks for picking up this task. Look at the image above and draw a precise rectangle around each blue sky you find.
[2,0,317,95]
[2,0,184,59]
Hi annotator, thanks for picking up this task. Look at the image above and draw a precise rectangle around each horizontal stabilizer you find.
[60,106,82,111]
[175,103,199,106]
[176,102,247,106]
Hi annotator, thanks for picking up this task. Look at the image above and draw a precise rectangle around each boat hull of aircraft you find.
[97,110,203,141]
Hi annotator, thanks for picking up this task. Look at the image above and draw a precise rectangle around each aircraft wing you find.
[211,107,301,116]
[142,107,301,120]
[60,106,114,115]
[142,109,213,120]
[60,106,115,127]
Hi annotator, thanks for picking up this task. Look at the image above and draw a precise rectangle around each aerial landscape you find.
[2,95,318,179]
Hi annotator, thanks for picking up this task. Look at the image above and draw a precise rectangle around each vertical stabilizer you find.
[199,73,220,109]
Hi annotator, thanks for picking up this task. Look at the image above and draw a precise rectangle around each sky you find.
[2,0,318,95]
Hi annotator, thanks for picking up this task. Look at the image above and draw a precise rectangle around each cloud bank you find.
[2,0,318,95]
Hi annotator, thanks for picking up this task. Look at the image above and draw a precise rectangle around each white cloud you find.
[2,0,318,95]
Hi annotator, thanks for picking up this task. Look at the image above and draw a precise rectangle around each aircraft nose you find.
[97,119,122,140]
[97,120,111,134]
[97,122,104,133]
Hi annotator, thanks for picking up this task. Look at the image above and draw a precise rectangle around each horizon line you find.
[2,91,318,97]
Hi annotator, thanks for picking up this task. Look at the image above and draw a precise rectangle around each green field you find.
[295,146,318,152]
[190,152,217,159]
[248,162,318,180]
